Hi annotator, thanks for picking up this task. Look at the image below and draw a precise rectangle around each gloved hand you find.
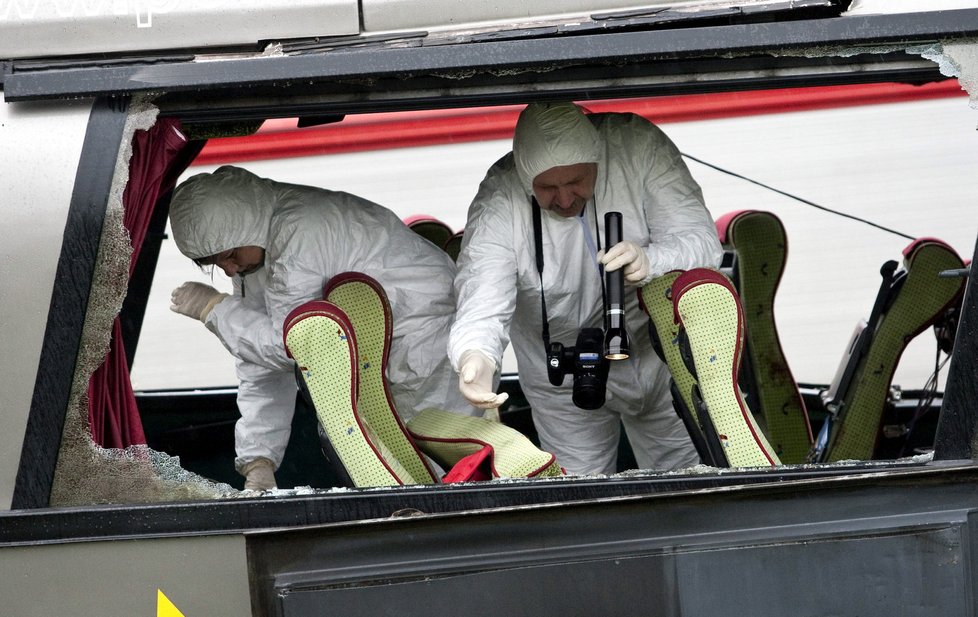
[599,241,651,284]
[458,349,510,410]
[170,281,228,322]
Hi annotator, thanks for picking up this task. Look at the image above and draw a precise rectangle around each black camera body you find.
[546,327,610,410]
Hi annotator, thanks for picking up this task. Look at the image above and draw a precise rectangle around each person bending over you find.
[169,165,478,490]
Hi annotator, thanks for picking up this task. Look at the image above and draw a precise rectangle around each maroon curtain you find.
[88,117,192,448]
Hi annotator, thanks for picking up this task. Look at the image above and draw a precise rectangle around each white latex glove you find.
[599,241,651,284]
[458,349,509,410]
[170,281,228,322]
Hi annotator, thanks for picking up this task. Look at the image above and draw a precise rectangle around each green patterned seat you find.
[286,272,561,486]
[407,408,563,479]
[323,273,440,485]
[639,271,709,459]
[671,268,782,468]
[821,238,966,462]
[716,210,812,464]
[284,300,424,487]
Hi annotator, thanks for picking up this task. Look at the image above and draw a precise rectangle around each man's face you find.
[532,162,597,218]
[201,245,265,277]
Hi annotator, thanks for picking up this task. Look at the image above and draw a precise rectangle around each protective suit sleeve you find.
[205,297,297,371]
[204,206,330,372]
[449,161,520,370]
[634,120,723,284]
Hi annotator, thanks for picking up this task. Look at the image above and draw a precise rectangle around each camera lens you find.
[572,373,605,410]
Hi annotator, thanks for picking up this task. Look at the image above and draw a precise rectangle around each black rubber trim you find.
[935,241,978,460]
[1,460,973,547]
[12,96,130,510]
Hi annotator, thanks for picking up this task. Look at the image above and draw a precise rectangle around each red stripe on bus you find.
[193,80,964,165]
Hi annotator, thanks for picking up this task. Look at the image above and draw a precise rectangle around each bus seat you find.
[284,299,420,487]
[716,209,812,464]
[641,268,781,468]
[817,238,966,463]
[444,230,464,262]
[673,268,781,467]
[284,272,560,487]
[321,273,441,485]
[404,215,454,252]
[407,408,563,481]
[639,271,711,462]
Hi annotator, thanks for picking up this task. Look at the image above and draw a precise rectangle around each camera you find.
[547,327,610,410]
[533,206,630,411]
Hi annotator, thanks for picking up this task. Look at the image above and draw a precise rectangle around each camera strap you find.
[531,196,606,353]
[531,197,552,349]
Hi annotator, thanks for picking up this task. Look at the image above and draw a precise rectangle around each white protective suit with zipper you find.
[450,108,723,476]
[170,165,476,473]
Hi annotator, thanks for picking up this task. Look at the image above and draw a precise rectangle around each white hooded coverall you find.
[170,165,475,472]
[450,105,723,476]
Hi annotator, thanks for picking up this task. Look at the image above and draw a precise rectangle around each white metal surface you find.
[0,0,359,59]
[0,0,824,60]
[0,94,92,510]
[847,0,978,15]
[361,0,783,34]
[131,96,978,396]
[0,535,251,617]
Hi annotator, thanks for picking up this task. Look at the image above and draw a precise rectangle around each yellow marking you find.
[157,590,186,617]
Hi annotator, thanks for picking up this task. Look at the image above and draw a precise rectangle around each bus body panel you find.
[0,95,92,509]
[0,534,250,616]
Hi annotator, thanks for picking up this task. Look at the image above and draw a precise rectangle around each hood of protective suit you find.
[169,165,275,260]
[513,102,601,194]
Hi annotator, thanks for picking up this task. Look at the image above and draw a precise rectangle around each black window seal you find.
[12,96,130,510]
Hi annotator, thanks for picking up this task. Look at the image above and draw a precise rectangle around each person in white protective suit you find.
[168,165,478,491]
[450,102,724,476]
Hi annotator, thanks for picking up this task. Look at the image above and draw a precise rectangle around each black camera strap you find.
[531,197,552,350]
[531,196,605,353]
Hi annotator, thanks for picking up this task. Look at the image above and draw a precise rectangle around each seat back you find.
[405,215,454,251]
[715,210,812,463]
[672,268,782,467]
[640,272,709,460]
[819,238,966,462]
[284,299,425,487]
[444,230,464,262]
[324,273,441,484]
[285,272,560,485]
[641,268,782,467]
